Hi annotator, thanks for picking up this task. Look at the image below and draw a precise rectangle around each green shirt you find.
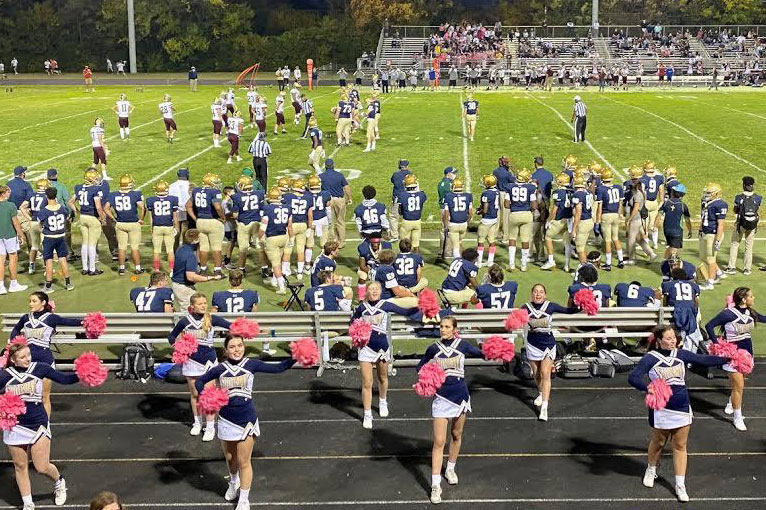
[0,200,19,239]
[437,177,452,207]
[50,180,71,214]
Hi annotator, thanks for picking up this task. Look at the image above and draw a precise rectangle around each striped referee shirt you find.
[248,138,272,158]
[302,99,314,115]
[574,101,587,117]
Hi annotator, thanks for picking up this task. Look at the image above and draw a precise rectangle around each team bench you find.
[1,307,674,373]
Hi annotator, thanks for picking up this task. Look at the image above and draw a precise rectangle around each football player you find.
[363,98,378,152]
[571,174,595,264]
[542,173,573,271]
[389,160,412,242]
[211,98,224,147]
[282,178,314,280]
[305,269,352,312]
[462,93,479,142]
[308,174,331,259]
[356,235,392,301]
[699,182,727,289]
[665,166,679,194]
[568,264,612,310]
[477,174,500,267]
[186,173,226,276]
[105,174,145,275]
[145,180,179,272]
[506,168,537,271]
[246,85,258,128]
[259,186,293,294]
[130,270,174,313]
[442,178,473,259]
[112,93,134,140]
[310,240,339,288]
[37,187,74,292]
[394,238,428,294]
[641,161,665,250]
[614,280,656,307]
[68,169,106,276]
[254,94,267,133]
[226,109,244,165]
[354,186,389,240]
[307,117,325,172]
[90,117,110,181]
[274,91,287,135]
[19,178,48,274]
[398,174,427,252]
[158,94,176,143]
[594,168,625,270]
[476,264,518,309]
[231,176,266,275]
[289,83,302,124]
[211,269,259,313]
[335,93,353,146]
[224,87,236,114]
[440,248,480,306]
[372,92,381,140]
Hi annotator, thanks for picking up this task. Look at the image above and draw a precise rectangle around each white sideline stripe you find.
[458,93,472,190]
[50,415,766,426]
[604,96,766,175]
[527,93,625,181]
[681,97,766,121]
[3,497,766,508]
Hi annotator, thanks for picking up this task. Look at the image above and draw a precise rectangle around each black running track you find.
[1,361,765,509]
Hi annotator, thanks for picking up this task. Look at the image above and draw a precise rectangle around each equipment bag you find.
[737,194,759,232]
[561,354,590,378]
[117,344,154,382]
[599,349,635,373]
[512,348,535,380]
[589,357,616,378]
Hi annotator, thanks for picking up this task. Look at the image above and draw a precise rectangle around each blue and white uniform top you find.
[417,338,483,417]
[311,190,332,222]
[661,278,700,335]
[398,190,427,221]
[305,284,346,311]
[551,188,573,220]
[371,263,399,300]
[660,260,696,282]
[130,286,174,313]
[443,192,473,224]
[358,240,392,270]
[705,306,766,357]
[310,254,337,287]
[354,200,388,234]
[567,282,612,307]
[108,190,144,223]
[571,189,594,220]
[476,282,518,309]
[231,190,264,224]
[596,184,624,214]
[507,183,537,213]
[394,252,423,289]
[27,191,47,221]
[614,283,655,307]
[261,202,291,237]
[212,289,259,313]
[640,174,665,201]
[0,363,79,445]
[73,184,104,217]
[523,301,578,351]
[351,300,416,362]
[480,188,500,223]
[628,348,727,429]
[194,357,294,440]
[146,195,179,227]
[191,187,222,220]
[10,312,83,366]
[168,313,231,375]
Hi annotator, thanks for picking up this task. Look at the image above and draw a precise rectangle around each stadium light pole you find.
[592,0,599,32]
[127,0,137,73]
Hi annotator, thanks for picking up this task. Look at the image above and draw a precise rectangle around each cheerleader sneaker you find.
[54,477,67,505]
[235,502,250,510]
[538,407,548,422]
[734,418,747,431]
[430,485,442,504]
[444,469,459,485]
[642,467,657,488]
[675,485,690,502]
[533,394,543,406]
[362,415,373,429]
[190,422,203,436]
[203,425,216,442]
[379,401,389,418]
[23,504,34,510]
[724,401,734,415]
[224,479,240,501]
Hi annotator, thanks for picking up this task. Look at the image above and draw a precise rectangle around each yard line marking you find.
[682,97,766,121]
[604,96,766,175]
[526,94,625,180]
[458,93,472,190]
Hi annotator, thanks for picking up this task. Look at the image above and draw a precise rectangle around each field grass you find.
[1,82,766,353]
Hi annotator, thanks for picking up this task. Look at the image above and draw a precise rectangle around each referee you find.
[248,132,271,190]
[300,94,315,138]
[572,95,587,143]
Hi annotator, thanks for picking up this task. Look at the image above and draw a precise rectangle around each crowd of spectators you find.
[609,28,692,58]
[423,22,507,62]
[518,37,596,58]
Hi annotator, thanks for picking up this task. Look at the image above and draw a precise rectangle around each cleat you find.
[111,254,118,261]
[235,502,250,510]
[743,269,752,276]
[533,394,543,406]
[519,264,528,272]
[540,261,556,270]
[734,418,747,431]
[203,425,216,442]
[0,286,6,295]
[362,415,373,429]
[725,402,734,415]
[261,348,277,357]
[134,268,146,275]
[430,485,442,504]
[444,469,458,485]
[118,268,125,276]
[225,479,240,501]
[190,422,202,436]
[724,267,737,275]
[65,283,75,292]
[43,285,54,294]
[602,264,612,272]
[508,264,516,272]
[617,261,625,269]
[54,478,67,505]
[275,288,287,295]
[643,467,657,488]
[379,401,389,418]
[23,504,34,510]
[700,283,714,291]
[89,269,104,276]
[81,269,89,275]
[675,485,689,502]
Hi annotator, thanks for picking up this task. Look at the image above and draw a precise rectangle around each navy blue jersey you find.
[551,188,573,220]
[354,201,387,233]
[394,252,423,288]
[27,191,47,220]
[596,184,623,214]
[641,174,664,201]
[659,198,689,236]
[73,184,104,217]
[310,254,337,287]
[572,190,594,220]
[614,283,655,307]
[476,282,518,309]
[10,311,82,365]
[442,258,478,291]
[398,191,426,221]
[508,183,537,212]
[358,240,391,268]
[285,192,312,224]
[372,264,399,299]
[480,188,500,220]
[443,192,472,223]
[130,286,174,313]
[661,279,700,309]
[108,190,143,223]
[146,195,178,227]
[262,203,291,237]
[212,289,259,313]
[493,167,515,193]
[700,199,727,235]
[417,338,483,405]
[311,190,332,221]
[337,100,353,118]
[463,100,479,114]
[37,206,67,236]
[231,190,265,224]
[523,301,578,350]
[191,187,222,219]
[305,284,346,311]
[568,282,612,306]
[390,169,412,200]
[309,127,323,147]
[660,260,696,282]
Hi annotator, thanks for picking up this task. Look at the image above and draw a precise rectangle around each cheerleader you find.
[522,283,579,421]
[704,286,766,431]
[628,326,729,502]
[417,316,482,504]
[351,282,417,430]
[9,291,83,416]
[194,333,295,510]
[1,342,81,509]
[168,292,231,441]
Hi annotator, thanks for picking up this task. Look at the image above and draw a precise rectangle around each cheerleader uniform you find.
[0,363,79,445]
[194,357,295,441]
[417,338,482,418]
[10,312,83,368]
[705,306,766,372]
[628,349,727,429]
[351,300,418,363]
[523,301,578,361]
[168,313,231,377]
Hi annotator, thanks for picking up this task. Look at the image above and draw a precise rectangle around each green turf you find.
[1,83,765,353]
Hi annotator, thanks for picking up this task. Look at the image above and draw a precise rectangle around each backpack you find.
[598,348,635,373]
[737,194,759,232]
[511,348,534,380]
[117,344,154,382]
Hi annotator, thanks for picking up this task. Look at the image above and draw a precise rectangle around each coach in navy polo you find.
[6,166,33,208]
[320,159,352,249]
[171,228,221,308]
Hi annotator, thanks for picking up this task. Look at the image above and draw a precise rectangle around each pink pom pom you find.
[229,317,261,339]
[725,294,735,308]
[83,312,107,339]
[197,386,229,415]
[481,336,516,362]
[290,338,320,367]
[574,288,600,316]
[418,289,441,319]
[503,308,530,331]
[349,319,372,348]
[0,336,28,369]
[0,392,26,430]
[709,340,738,358]
[413,362,447,397]
[74,351,108,387]
[645,379,673,410]
[48,300,56,312]
[729,349,754,375]
[172,333,199,364]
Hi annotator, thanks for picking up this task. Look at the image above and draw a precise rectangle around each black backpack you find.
[511,348,534,380]
[737,194,759,232]
[117,344,154,382]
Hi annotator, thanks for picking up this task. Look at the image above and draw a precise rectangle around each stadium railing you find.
[2,307,673,374]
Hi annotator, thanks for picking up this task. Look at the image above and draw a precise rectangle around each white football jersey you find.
[246,91,257,106]
[227,117,243,135]
[90,126,104,147]
[255,102,266,120]
[275,96,285,113]
[159,101,174,119]
[290,87,301,103]
[211,103,222,121]
[115,100,131,118]
[225,92,235,105]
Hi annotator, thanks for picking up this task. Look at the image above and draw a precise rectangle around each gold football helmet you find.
[308,116,318,127]
[589,162,603,176]
[452,178,465,192]
[267,187,282,203]
[154,180,170,196]
[516,168,531,183]
[665,166,677,179]
[643,160,657,174]
[237,176,253,192]
[277,176,291,191]
[555,173,571,188]
[308,174,321,191]
[628,165,644,179]
[704,182,723,201]
[600,168,614,183]
[403,174,418,190]
[563,154,578,169]
[84,169,101,185]
[292,178,306,192]
[119,174,135,191]
[202,173,221,188]
[482,174,497,188]
[573,175,587,188]
[35,179,50,192]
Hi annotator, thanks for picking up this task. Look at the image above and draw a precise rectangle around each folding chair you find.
[283,276,306,311]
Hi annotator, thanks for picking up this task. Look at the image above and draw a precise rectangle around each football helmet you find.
[35,178,50,192]
[277,176,291,191]
[233,110,241,118]
[573,175,587,188]
[665,166,677,179]
[600,168,614,183]
[308,116,318,127]
[119,174,135,191]
[643,160,657,174]
[292,178,306,192]
[403,174,418,190]
[563,154,577,169]
[482,174,497,188]
[452,178,465,192]
[119,93,127,101]
[704,182,722,201]
[84,169,101,185]
[267,187,282,203]
[94,117,104,127]
[237,176,253,192]
[628,165,644,179]
[589,161,603,175]
[202,173,221,188]
[516,168,531,183]
[555,173,571,188]
[154,180,170,196]
[163,94,171,102]
[308,175,321,191]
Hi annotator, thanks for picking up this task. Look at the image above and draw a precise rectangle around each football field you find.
[1,82,765,351]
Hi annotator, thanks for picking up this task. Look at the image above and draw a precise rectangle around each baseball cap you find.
[672,183,687,194]
[13,166,26,176]
[325,159,335,169]
[177,168,189,179]
[444,167,456,176]
[399,159,410,168]
[534,156,544,165]
[47,168,58,179]
[241,168,255,178]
